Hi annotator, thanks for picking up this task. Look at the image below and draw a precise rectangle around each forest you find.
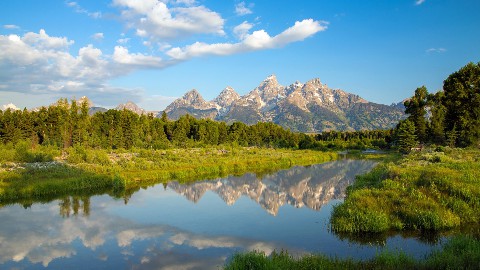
[0,98,393,153]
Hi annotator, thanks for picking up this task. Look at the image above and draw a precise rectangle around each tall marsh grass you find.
[0,145,337,203]
[331,148,480,233]
[224,235,480,270]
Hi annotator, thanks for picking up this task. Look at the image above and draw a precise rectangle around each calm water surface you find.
[0,160,441,269]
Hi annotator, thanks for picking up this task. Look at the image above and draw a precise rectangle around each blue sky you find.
[1,0,479,111]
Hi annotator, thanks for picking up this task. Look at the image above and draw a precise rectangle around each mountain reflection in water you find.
[168,159,377,215]
[0,159,439,270]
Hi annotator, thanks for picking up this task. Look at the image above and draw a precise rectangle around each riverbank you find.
[0,145,337,203]
[331,147,480,233]
[224,235,480,270]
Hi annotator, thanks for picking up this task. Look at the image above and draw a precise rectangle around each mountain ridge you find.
[162,75,406,132]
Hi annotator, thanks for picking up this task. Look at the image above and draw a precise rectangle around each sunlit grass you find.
[224,235,480,270]
[0,144,337,203]
[331,148,480,233]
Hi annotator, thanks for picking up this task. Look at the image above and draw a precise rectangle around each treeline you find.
[395,62,480,153]
[0,99,392,151]
[0,101,297,149]
[300,130,393,150]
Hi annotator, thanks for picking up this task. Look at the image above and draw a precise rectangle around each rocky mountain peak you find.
[305,78,324,87]
[76,96,94,107]
[264,74,277,82]
[116,101,147,115]
[259,74,280,89]
[254,74,285,106]
[1,103,19,110]
[164,89,217,119]
[182,89,204,104]
[214,86,240,108]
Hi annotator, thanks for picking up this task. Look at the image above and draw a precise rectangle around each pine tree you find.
[427,91,446,145]
[396,119,418,154]
[443,62,480,147]
[404,86,428,143]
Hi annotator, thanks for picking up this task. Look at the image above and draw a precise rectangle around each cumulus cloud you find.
[113,46,167,68]
[415,0,426,5]
[167,19,328,60]
[235,1,253,16]
[113,0,225,40]
[233,21,254,40]
[22,29,74,50]
[0,29,166,107]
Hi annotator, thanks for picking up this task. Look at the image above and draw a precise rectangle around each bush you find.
[13,141,55,163]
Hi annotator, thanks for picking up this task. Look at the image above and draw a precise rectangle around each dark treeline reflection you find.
[59,196,91,218]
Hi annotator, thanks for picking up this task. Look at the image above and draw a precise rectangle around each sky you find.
[1,0,479,111]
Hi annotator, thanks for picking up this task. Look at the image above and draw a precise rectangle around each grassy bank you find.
[224,235,480,270]
[66,146,337,185]
[0,144,337,203]
[331,148,480,233]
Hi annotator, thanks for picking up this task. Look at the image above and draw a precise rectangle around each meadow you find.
[331,147,480,233]
[0,142,337,204]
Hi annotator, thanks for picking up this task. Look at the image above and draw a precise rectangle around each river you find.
[0,159,441,269]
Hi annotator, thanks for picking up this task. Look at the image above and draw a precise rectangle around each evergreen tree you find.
[427,91,446,145]
[404,86,428,143]
[395,119,418,154]
[443,62,480,147]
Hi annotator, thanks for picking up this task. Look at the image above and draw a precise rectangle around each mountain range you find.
[161,75,405,132]
[4,75,406,133]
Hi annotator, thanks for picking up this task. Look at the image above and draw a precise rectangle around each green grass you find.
[0,145,337,203]
[331,148,480,233]
[224,235,480,270]
[63,146,337,186]
[0,163,117,205]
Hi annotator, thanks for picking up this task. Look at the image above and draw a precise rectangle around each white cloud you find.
[0,15,327,109]
[66,1,102,18]
[167,19,328,60]
[235,2,253,16]
[233,21,254,40]
[0,29,161,107]
[426,47,446,53]
[92,32,104,40]
[113,0,225,40]
[22,29,74,50]
[113,46,166,68]
[175,0,196,6]
[117,37,130,44]
[3,24,19,29]
[415,0,426,5]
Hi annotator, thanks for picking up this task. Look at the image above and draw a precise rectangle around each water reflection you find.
[59,196,91,217]
[0,160,440,269]
[168,159,377,215]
